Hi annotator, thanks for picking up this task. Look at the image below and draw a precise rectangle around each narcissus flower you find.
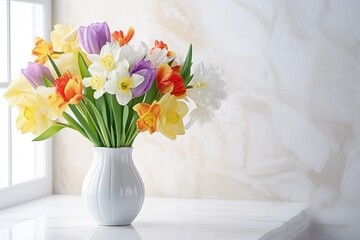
[186,63,227,127]
[88,42,127,77]
[113,26,135,46]
[78,22,111,54]
[133,101,161,134]
[21,62,54,88]
[54,71,83,104]
[32,37,59,64]
[157,93,188,140]
[15,93,54,135]
[3,75,33,106]
[36,86,67,120]
[156,63,186,97]
[83,70,107,99]
[105,66,144,105]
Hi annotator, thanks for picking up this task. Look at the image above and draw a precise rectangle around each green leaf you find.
[33,124,66,141]
[42,76,54,87]
[62,111,88,139]
[181,44,193,86]
[121,105,129,145]
[69,104,102,146]
[78,52,96,109]
[82,98,111,147]
[110,95,122,147]
[48,54,61,77]
[144,80,159,104]
[78,52,91,78]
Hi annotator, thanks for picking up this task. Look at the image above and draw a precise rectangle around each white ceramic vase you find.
[82,147,145,226]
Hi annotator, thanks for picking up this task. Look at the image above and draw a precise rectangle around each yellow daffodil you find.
[157,93,188,140]
[3,75,33,106]
[15,94,54,135]
[32,37,59,65]
[36,86,67,120]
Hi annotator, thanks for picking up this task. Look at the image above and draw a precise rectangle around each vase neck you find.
[93,147,133,163]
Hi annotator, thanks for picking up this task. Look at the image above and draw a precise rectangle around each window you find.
[0,0,52,209]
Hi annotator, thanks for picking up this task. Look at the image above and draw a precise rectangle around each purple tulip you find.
[131,60,156,97]
[78,22,111,54]
[21,62,54,89]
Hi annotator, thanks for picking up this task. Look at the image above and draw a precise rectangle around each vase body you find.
[82,147,144,226]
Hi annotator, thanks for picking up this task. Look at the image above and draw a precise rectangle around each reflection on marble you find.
[0,195,305,240]
[52,0,360,201]
[88,226,141,240]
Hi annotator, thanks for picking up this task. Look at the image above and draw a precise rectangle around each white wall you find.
[52,0,360,201]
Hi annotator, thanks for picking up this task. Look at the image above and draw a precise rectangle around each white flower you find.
[186,105,215,128]
[83,68,107,99]
[186,62,227,127]
[104,66,144,105]
[120,42,148,68]
[146,48,174,67]
[88,42,128,78]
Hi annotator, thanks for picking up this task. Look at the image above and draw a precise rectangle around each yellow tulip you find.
[51,24,78,53]
[157,93,188,140]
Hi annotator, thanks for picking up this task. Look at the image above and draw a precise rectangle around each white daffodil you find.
[186,62,227,127]
[105,66,144,105]
[88,42,129,77]
[83,68,107,99]
[120,42,148,68]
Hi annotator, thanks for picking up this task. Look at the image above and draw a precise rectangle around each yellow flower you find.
[3,75,33,107]
[15,93,54,135]
[51,24,78,53]
[46,52,81,79]
[157,93,188,140]
[133,102,161,134]
[36,86,67,120]
[32,37,59,65]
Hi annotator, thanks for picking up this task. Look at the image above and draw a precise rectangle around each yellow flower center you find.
[24,106,35,120]
[90,76,105,90]
[118,77,133,92]
[100,55,114,70]
[143,113,156,128]
[194,81,206,89]
[166,111,179,124]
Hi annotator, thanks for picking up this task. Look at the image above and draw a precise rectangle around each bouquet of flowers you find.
[4,22,226,147]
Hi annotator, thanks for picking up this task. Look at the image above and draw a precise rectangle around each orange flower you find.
[151,40,175,58]
[54,71,83,104]
[112,26,135,46]
[156,64,186,97]
[32,37,59,64]
[133,102,162,134]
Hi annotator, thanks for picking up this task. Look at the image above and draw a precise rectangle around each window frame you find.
[0,0,52,210]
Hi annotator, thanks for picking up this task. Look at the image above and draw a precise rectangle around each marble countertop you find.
[0,195,305,240]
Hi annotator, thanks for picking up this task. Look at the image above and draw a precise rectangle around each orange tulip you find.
[112,27,135,46]
[156,64,186,97]
[54,71,83,104]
